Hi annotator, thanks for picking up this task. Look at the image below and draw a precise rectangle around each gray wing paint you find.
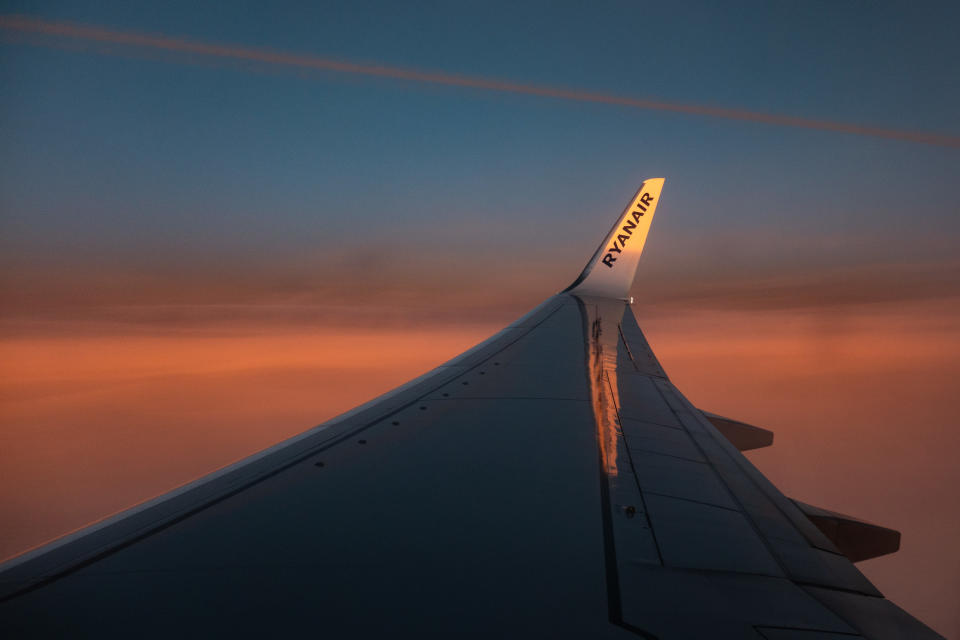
[0,182,943,639]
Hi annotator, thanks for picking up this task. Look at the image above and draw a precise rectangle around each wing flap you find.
[613,304,884,598]
[793,500,902,563]
[701,411,775,451]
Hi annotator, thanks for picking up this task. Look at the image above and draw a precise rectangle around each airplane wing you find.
[0,179,943,639]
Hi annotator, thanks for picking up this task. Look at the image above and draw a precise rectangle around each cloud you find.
[634,260,960,312]
[3,248,958,337]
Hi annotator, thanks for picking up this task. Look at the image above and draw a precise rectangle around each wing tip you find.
[567,177,666,299]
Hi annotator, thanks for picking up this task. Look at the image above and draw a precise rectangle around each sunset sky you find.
[1,2,959,636]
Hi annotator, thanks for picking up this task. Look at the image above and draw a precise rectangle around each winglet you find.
[566,178,665,299]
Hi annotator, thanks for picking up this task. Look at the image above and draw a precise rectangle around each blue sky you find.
[1,0,958,304]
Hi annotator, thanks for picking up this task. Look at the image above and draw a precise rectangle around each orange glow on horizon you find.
[0,325,494,562]
[0,298,957,633]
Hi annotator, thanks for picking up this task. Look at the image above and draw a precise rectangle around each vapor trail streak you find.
[3,14,958,148]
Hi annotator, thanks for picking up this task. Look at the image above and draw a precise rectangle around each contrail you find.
[2,14,958,148]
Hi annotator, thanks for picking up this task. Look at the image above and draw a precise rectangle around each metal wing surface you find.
[0,180,942,638]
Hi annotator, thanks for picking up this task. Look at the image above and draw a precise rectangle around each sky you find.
[1,1,959,635]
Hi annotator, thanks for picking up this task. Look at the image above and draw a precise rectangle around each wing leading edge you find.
[0,179,943,639]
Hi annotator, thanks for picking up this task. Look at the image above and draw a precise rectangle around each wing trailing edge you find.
[792,499,902,562]
[700,410,775,451]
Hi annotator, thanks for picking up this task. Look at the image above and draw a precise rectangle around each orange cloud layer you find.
[1,298,957,634]
[4,252,959,335]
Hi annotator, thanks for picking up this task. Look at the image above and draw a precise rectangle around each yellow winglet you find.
[566,178,665,299]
